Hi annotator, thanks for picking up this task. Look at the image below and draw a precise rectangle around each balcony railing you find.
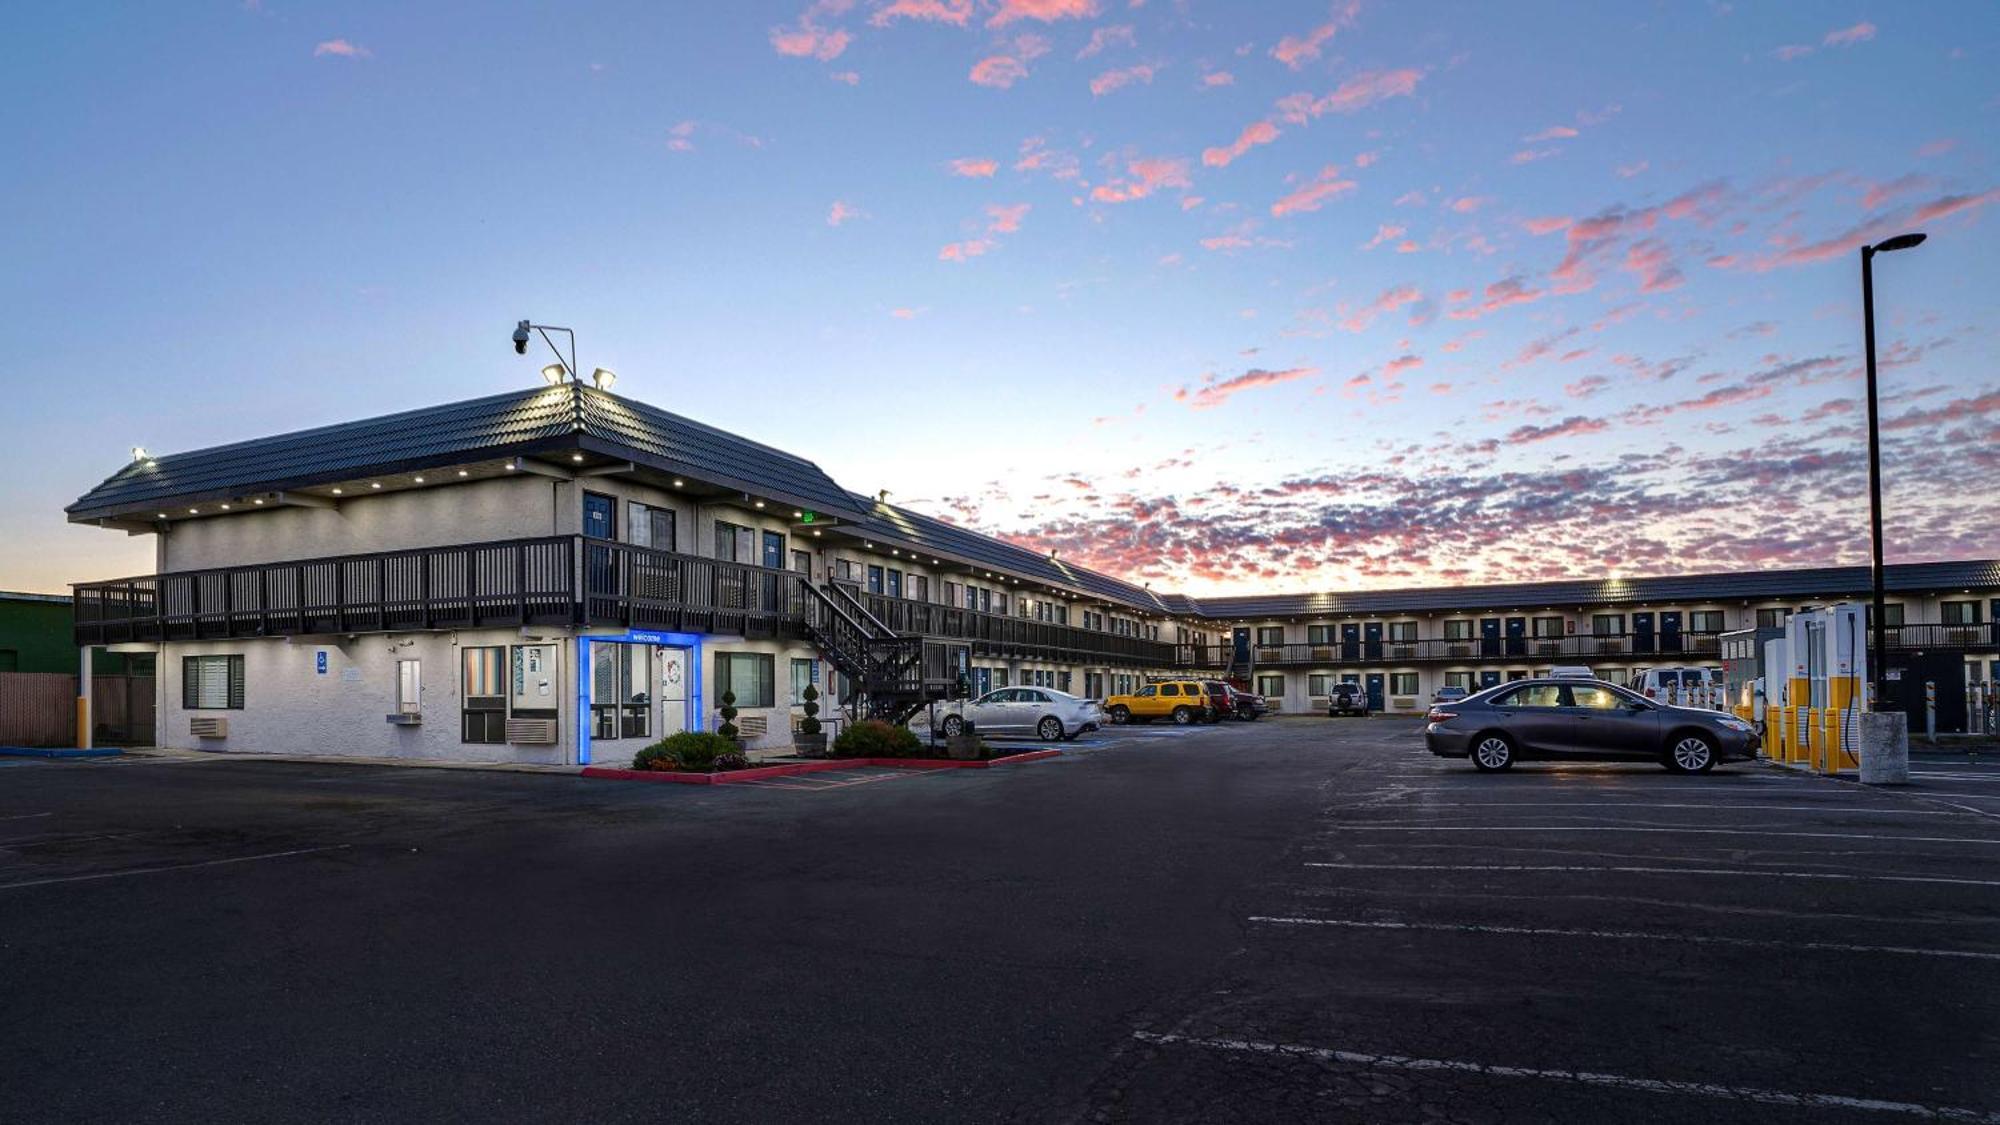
[852,590,1179,668]
[73,537,804,645]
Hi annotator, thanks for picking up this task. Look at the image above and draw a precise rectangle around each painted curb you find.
[581,748,1063,785]
[0,746,124,759]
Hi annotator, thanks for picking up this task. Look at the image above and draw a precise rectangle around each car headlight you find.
[1716,717,1752,732]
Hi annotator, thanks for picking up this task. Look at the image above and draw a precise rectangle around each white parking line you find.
[0,845,351,892]
[1303,861,2000,889]
[0,812,54,822]
[1130,1031,2000,1122]
[1247,915,2000,963]
[1334,825,2000,845]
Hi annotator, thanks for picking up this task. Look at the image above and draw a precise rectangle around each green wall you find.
[0,596,152,675]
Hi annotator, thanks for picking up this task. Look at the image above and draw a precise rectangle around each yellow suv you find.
[1104,680,1217,725]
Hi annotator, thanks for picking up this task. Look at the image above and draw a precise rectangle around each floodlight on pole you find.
[541,363,569,386]
[1859,230,1926,711]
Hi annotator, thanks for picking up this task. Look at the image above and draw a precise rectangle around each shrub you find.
[798,683,822,738]
[717,690,740,742]
[832,718,924,759]
[633,730,744,772]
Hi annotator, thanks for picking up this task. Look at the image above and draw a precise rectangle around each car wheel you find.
[1245,711,1259,722]
[1038,716,1064,742]
[1109,706,1130,725]
[1172,706,1193,725]
[1470,733,1515,772]
[1667,733,1717,773]
[940,715,964,737]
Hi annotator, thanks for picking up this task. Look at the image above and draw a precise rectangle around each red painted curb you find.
[581,748,1063,784]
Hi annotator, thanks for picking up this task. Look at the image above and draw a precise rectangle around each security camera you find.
[512,320,531,355]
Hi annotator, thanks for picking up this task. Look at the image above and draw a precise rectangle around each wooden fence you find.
[0,673,156,747]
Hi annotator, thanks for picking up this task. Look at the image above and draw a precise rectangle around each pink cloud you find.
[1916,138,1958,158]
[1076,23,1134,58]
[827,200,865,226]
[938,238,995,261]
[1362,222,1405,250]
[1091,155,1191,203]
[871,0,972,26]
[1447,195,1490,213]
[1090,62,1158,95]
[969,33,1049,87]
[889,307,926,319]
[1354,150,1379,168]
[1524,125,1579,142]
[1202,120,1280,167]
[1202,70,1235,87]
[1861,173,1929,210]
[1273,68,1424,123]
[1622,238,1684,292]
[985,201,1031,232]
[771,2,855,60]
[1271,166,1357,217]
[1448,275,1545,321]
[987,0,1098,28]
[1616,160,1650,178]
[1823,21,1876,47]
[1178,366,1319,409]
[312,38,370,58]
[1910,188,2000,223]
[1523,215,1573,235]
[948,156,999,177]
[1393,190,1426,207]
[829,70,861,84]
[1510,148,1557,165]
[1506,415,1608,444]
[1383,353,1423,376]
[1339,284,1423,332]
[1772,44,1815,61]
[1271,1,1360,69]
[1394,239,1421,252]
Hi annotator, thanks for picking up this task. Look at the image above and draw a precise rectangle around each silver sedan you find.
[932,687,1103,742]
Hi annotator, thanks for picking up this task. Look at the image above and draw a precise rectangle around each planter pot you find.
[794,733,828,758]
[946,734,983,761]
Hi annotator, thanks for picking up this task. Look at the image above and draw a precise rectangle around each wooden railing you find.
[582,541,798,638]
[853,590,1178,667]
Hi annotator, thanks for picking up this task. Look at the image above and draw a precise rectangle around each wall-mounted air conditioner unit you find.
[190,717,228,739]
[1391,645,1416,659]
[1447,644,1472,658]
[385,713,422,726]
[506,717,558,744]
[1310,646,1334,661]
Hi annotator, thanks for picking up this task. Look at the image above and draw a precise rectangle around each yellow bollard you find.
[75,697,90,751]
[1822,709,1840,776]
[1807,708,1822,771]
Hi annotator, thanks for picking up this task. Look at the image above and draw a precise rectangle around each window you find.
[1879,603,1904,628]
[993,593,1008,615]
[1532,616,1564,638]
[943,580,960,606]
[1160,682,1181,697]
[628,502,676,551]
[994,667,1010,688]
[1256,626,1284,646]
[1942,601,1983,626]
[1443,619,1473,641]
[1445,671,1474,690]
[979,589,992,614]
[909,575,929,603]
[592,644,652,740]
[1389,672,1419,696]
[1307,625,1335,645]
[1136,685,1157,698]
[1593,614,1625,636]
[790,658,816,706]
[886,569,903,599]
[1568,685,1625,710]
[182,655,244,710]
[1755,608,1790,629]
[1689,610,1725,633]
[715,652,776,709]
[461,646,506,743]
[583,492,616,540]
[762,531,785,572]
[866,566,883,594]
[714,520,753,562]
[1496,683,1563,708]
[1308,673,1333,696]
[395,659,421,715]
[791,549,811,575]
[836,559,858,582]
[1387,621,1418,643]
[1256,674,1285,698]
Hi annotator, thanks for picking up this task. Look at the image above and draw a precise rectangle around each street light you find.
[1860,231,1925,711]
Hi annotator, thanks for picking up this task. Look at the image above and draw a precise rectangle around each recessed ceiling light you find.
[157,512,168,519]
[413,476,425,484]
[188,507,198,514]
[754,500,765,508]
[331,488,344,495]
[793,510,803,518]
[252,498,264,505]
[220,503,232,510]
[370,482,382,489]
[571,453,584,462]
[673,479,685,487]
[505,462,518,471]
[812,529,822,537]
[457,469,469,477]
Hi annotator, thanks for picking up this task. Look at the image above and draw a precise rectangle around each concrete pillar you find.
[77,645,94,750]
[1858,711,1909,785]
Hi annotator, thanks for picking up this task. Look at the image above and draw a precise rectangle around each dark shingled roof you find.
[1184,559,2000,619]
[68,385,867,523]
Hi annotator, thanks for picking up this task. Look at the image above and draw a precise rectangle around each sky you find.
[2,1,1996,597]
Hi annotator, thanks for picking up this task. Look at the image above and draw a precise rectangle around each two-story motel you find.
[66,380,2000,764]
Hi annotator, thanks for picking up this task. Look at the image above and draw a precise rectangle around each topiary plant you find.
[831,718,924,759]
[718,689,740,742]
[798,683,822,738]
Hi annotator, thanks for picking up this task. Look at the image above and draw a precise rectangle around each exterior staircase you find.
[797,578,968,728]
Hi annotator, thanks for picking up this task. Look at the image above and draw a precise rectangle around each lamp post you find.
[511,319,617,389]
[1860,232,1925,710]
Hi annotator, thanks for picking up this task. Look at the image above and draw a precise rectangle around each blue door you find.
[1363,622,1383,661]
[1364,673,1385,712]
[1633,612,1656,654]
[1232,627,1251,670]
[1480,618,1501,657]
[1479,669,1503,688]
[1660,611,1683,654]
[1505,617,1527,657]
[583,492,616,540]
[762,531,784,571]
[1340,623,1361,660]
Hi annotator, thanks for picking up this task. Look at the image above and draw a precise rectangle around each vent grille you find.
[506,717,558,744]
[189,716,228,739]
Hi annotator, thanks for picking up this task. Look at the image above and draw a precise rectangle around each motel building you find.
[65,379,2000,764]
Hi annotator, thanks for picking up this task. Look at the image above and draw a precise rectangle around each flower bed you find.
[630,731,750,774]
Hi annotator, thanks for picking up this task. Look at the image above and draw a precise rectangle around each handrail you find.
[826,581,895,640]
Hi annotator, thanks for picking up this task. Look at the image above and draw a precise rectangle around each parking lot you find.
[4,720,1997,1122]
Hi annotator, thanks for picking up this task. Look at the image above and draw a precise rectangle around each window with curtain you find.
[1443,619,1472,641]
[1308,673,1333,696]
[461,646,506,743]
[790,658,815,705]
[1387,621,1418,643]
[1689,610,1725,633]
[1256,626,1284,646]
[1256,673,1285,697]
[1593,614,1625,636]
[1389,672,1419,695]
[182,655,244,710]
[716,652,776,708]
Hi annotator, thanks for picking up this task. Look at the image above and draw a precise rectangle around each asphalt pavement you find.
[3,719,1996,1123]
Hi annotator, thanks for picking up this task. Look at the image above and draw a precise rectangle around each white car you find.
[930,687,1102,742]
[1629,666,1726,707]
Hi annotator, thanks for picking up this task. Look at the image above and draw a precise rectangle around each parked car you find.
[1104,679,1215,725]
[931,687,1101,742]
[1199,681,1237,723]
[1549,665,1594,679]
[1326,682,1370,717]
[1629,666,1726,706]
[1431,685,1470,705]
[1222,685,1268,721]
[1424,677,1758,773]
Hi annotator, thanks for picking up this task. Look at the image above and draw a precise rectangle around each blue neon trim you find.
[575,630,706,766]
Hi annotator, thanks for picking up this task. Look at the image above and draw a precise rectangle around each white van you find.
[1629,666,1725,707]
[1548,665,1595,679]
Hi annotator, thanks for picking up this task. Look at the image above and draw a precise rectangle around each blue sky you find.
[3,1,1995,595]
